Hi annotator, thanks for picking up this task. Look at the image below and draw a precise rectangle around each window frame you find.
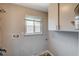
[24,17,42,35]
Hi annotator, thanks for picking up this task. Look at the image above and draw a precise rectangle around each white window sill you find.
[24,33,43,36]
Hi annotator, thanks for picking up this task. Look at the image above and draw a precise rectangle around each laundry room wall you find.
[48,31,78,56]
[0,3,48,56]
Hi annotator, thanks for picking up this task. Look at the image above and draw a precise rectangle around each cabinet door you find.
[48,3,58,30]
[60,3,77,30]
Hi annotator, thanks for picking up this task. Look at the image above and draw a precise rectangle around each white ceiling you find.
[15,3,49,12]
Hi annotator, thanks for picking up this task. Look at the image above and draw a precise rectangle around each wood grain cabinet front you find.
[48,3,58,30]
[48,3,78,31]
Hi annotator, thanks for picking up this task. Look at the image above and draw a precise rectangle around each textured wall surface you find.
[48,31,78,56]
[0,3,48,56]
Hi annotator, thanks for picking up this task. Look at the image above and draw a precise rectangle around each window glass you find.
[26,21,34,33]
[25,16,42,34]
[35,22,41,33]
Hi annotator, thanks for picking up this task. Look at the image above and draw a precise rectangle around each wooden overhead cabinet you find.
[48,3,58,30]
[48,3,78,31]
[60,3,77,31]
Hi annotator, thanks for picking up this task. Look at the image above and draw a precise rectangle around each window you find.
[25,16,42,35]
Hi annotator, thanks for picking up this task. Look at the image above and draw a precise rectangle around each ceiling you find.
[15,3,49,12]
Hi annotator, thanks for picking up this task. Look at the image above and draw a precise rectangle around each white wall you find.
[0,4,48,56]
[78,33,79,56]
[12,35,48,56]
[12,18,48,56]
[48,31,78,56]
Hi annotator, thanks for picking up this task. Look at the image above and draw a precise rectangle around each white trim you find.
[24,32,42,36]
